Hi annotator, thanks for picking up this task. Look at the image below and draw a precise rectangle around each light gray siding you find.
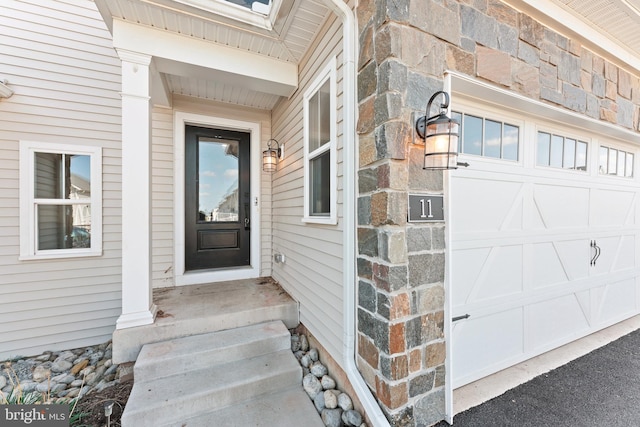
[0,0,122,359]
[271,13,345,363]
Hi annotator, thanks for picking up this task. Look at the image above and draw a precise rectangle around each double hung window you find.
[303,57,336,224]
[20,141,102,259]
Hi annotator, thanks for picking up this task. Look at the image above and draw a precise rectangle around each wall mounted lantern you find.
[0,80,14,99]
[262,139,284,173]
[415,90,460,170]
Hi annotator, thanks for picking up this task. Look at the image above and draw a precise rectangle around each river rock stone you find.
[324,390,338,409]
[50,383,66,393]
[57,351,76,362]
[301,354,311,368]
[19,381,37,393]
[70,359,88,375]
[64,388,80,398]
[308,348,319,362]
[310,362,328,377]
[36,382,52,393]
[314,391,326,412]
[32,365,50,382]
[104,364,118,377]
[291,335,301,352]
[303,373,322,399]
[0,376,6,389]
[52,373,75,384]
[84,372,98,386]
[35,353,52,362]
[342,410,362,426]
[338,393,353,411]
[321,408,343,427]
[51,359,73,373]
[300,334,309,351]
[321,375,336,390]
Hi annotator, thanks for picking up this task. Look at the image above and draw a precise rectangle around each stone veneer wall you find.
[355,1,640,426]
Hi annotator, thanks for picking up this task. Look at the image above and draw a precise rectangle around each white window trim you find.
[302,56,337,225]
[19,141,103,260]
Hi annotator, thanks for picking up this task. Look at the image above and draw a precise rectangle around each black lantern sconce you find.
[262,139,284,173]
[415,91,460,170]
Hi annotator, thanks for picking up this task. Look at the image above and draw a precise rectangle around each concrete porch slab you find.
[112,277,299,363]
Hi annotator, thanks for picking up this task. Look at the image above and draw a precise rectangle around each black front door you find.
[185,125,251,271]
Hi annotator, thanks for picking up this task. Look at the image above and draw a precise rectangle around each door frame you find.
[174,111,261,285]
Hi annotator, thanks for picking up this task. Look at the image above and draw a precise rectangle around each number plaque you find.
[408,194,444,222]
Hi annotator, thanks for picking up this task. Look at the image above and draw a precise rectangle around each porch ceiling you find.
[95,0,331,109]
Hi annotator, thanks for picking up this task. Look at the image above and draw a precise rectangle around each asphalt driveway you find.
[436,328,640,427]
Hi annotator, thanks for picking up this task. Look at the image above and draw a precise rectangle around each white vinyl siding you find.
[271,13,345,363]
[0,0,122,360]
[151,106,175,288]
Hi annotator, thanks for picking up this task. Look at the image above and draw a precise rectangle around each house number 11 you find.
[408,194,444,222]
[420,198,434,218]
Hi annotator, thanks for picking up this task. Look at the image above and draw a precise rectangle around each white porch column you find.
[116,49,157,329]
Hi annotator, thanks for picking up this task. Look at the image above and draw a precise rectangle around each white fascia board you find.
[112,19,297,97]
[505,0,640,73]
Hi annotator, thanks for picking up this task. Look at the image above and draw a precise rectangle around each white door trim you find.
[173,111,261,285]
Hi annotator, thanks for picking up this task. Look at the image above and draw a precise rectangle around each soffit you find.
[553,0,640,58]
[507,0,640,72]
[95,0,330,109]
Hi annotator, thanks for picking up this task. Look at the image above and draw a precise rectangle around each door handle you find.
[590,240,601,266]
[243,202,250,229]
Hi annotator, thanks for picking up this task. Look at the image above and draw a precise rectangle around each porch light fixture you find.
[263,138,283,173]
[0,80,14,99]
[415,90,460,170]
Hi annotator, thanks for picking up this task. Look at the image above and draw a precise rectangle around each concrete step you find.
[164,388,325,427]
[122,322,310,427]
[113,280,299,364]
[134,321,291,379]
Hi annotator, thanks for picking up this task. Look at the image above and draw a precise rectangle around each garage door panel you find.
[452,308,523,387]
[532,242,570,289]
[452,248,491,307]
[454,245,522,306]
[590,189,636,227]
[452,179,523,233]
[555,239,590,282]
[594,279,637,325]
[612,235,635,272]
[591,236,627,275]
[528,293,590,352]
[533,185,589,229]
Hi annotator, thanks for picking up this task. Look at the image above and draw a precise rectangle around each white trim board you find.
[173,111,261,285]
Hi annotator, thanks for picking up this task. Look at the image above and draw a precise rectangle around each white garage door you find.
[449,102,640,388]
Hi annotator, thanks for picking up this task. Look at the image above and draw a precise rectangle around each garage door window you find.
[536,131,588,171]
[599,145,634,177]
[452,111,519,161]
